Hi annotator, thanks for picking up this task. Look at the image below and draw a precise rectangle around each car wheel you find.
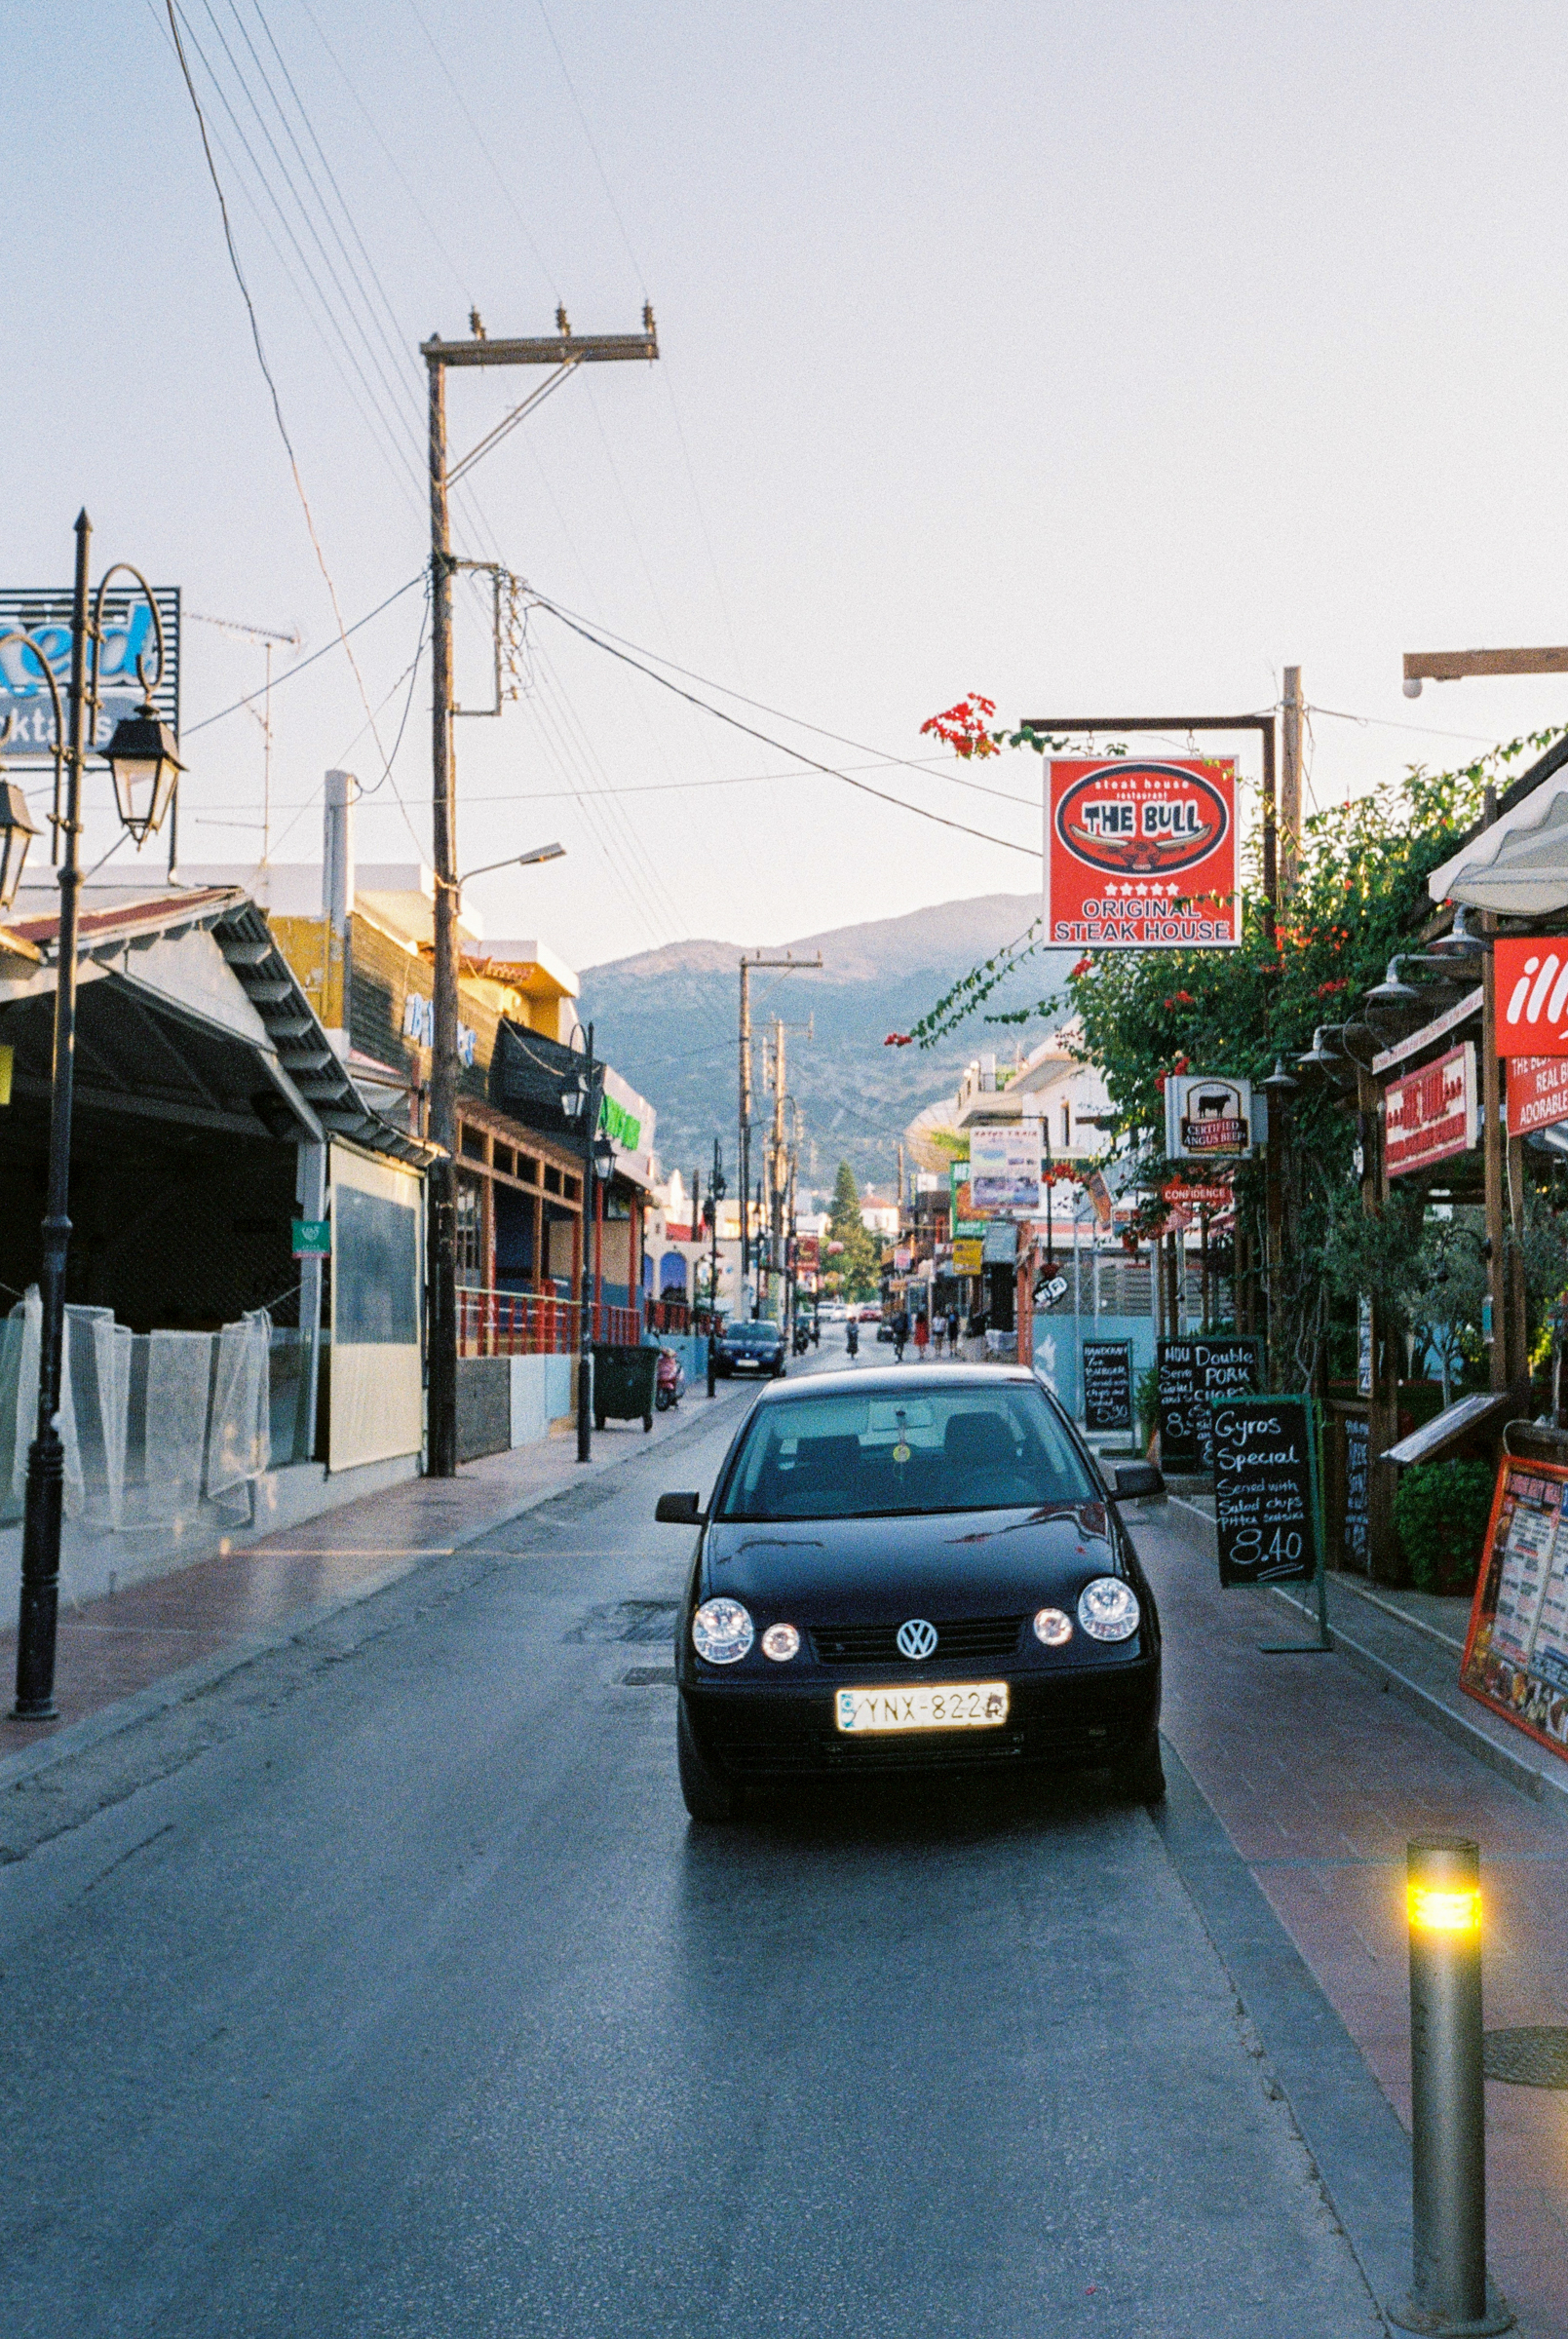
[643,1413,653,1433]
[677,1700,742,1821]
[594,1412,606,1432]
[1113,1726,1166,1806]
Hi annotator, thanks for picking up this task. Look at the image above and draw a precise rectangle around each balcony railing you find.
[455,1287,648,1356]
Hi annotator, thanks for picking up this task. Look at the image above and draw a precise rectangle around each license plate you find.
[835,1682,1010,1734]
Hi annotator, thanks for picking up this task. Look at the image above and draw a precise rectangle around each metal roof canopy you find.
[0,889,438,1165]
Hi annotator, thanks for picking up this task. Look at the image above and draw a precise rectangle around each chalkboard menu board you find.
[1211,1395,1319,1588]
[1082,1340,1132,1433]
[1460,1455,1568,1767]
[1158,1337,1262,1472]
[1342,1415,1369,1572]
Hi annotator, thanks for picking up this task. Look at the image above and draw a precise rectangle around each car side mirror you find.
[656,1491,705,1525]
[1111,1462,1164,1502]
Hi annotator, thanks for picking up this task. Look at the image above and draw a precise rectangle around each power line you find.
[163,3,422,831]
[530,600,1040,858]
[184,572,424,734]
[522,589,1054,814]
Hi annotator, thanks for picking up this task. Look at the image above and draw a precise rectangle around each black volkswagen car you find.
[711,1318,786,1378]
[658,1365,1165,1820]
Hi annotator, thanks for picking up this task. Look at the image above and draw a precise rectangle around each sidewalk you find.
[1138,1497,1568,2339]
[0,1384,747,1786]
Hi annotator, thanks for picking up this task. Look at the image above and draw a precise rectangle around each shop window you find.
[519,1153,539,1184]
[460,1125,487,1162]
[544,1165,561,1195]
[493,1143,515,1177]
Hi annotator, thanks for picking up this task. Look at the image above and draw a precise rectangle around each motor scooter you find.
[655,1348,685,1410]
[792,1320,811,1357]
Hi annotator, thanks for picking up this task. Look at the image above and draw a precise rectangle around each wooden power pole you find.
[421,309,658,1476]
[738,952,821,1317]
[1281,667,1303,900]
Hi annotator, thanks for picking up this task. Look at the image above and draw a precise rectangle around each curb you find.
[0,1384,746,1802]
[1165,1490,1568,1820]
[1153,1740,1410,2322]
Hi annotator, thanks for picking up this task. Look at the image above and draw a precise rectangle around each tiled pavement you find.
[1139,1499,1568,2339]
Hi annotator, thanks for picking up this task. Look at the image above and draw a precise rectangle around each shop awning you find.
[1428,775,1568,914]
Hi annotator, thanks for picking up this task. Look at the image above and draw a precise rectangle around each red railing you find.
[456,1287,647,1356]
[457,1287,575,1357]
[592,1302,642,1346]
[644,1297,691,1335]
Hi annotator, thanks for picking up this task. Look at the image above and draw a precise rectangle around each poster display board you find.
[1045,758,1240,948]
[1506,1054,1568,1137]
[1460,1454,1568,1762]
[1342,1413,1369,1572]
[1158,1336,1262,1473]
[968,1126,1041,1216]
[1082,1340,1133,1434]
[1385,1042,1476,1178]
[1210,1395,1319,1589]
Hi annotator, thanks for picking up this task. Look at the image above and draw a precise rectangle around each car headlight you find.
[761,1622,800,1662]
[1077,1577,1140,1642]
[692,1597,754,1664]
[1033,1606,1073,1647]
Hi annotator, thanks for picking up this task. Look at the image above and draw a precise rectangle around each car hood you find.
[701,1502,1118,1611]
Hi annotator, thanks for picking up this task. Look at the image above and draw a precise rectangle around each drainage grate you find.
[621,1666,676,1687]
[1482,2027,1568,2089]
[566,1600,681,1646]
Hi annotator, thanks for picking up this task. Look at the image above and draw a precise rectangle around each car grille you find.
[808,1615,1025,1666]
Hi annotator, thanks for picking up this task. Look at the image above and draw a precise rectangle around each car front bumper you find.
[680,1652,1160,1782]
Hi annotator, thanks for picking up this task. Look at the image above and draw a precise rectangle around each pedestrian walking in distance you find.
[893,1306,909,1362]
[914,1311,930,1362]
[947,1307,961,1357]
[932,1317,944,1360]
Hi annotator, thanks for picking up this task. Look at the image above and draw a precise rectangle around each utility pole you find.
[738,951,821,1316]
[421,307,657,1475]
[1281,666,1303,900]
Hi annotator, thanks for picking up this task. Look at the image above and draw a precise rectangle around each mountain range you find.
[578,895,1075,1198]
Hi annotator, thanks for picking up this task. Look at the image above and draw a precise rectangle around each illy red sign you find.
[1497,937,1568,1055]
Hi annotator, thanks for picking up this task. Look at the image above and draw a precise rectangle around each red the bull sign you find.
[1496,938,1568,1055]
[1046,758,1240,948]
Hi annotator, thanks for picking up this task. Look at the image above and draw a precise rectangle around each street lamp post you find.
[12,513,185,1721]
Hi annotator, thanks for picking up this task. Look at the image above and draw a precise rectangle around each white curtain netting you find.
[0,1294,271,1531]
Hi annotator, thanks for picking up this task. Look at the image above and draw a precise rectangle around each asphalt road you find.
[0,1336,1382,2336]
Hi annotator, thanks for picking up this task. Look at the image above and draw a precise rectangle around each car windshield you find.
[716,1385,1097,1519]
[726,1323,778,1342]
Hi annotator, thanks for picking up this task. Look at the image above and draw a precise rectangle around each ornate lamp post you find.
[12,513,184,1720]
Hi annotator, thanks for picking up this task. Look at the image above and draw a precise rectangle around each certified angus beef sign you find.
[1046,759,1240,949]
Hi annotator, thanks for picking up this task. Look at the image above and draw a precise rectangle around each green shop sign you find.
[597,1093,642,1151]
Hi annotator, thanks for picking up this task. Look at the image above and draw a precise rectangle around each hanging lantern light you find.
[0,779,40,914]
[102,699,185,844]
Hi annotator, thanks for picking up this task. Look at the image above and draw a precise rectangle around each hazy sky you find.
[10,1,1568,974]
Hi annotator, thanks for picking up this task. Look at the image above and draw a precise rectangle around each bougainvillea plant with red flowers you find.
[919,694,1000,760]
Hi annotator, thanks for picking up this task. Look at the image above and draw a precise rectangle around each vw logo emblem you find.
[897,1617,938,1662]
